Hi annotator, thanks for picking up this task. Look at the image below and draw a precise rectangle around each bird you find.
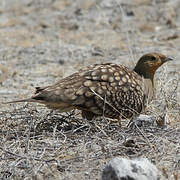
[4,53,172,122]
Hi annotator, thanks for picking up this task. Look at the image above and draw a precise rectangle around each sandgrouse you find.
[6,53,172,121]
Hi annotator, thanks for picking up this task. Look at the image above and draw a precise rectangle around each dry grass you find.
[0,72,179,179]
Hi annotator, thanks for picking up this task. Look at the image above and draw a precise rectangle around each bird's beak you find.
[163,57,173,63]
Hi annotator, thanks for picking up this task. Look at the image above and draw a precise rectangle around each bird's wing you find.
[31,63,117,104]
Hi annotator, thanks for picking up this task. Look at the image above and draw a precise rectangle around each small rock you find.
[129,114,156,128]
[91,46,104,56]
[126,10,135,17]
[102,157,162,180]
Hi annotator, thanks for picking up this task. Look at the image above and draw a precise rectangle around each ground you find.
[0,0,179,179]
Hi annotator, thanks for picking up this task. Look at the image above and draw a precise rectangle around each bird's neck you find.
[134,68,155,87]
[134,68,156,105]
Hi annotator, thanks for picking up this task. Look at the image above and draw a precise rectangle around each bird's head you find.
[134,53,173,78]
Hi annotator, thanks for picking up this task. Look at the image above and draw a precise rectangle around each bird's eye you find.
[151,56,156,61]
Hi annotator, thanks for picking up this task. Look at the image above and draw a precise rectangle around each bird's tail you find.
[2,98,37,104]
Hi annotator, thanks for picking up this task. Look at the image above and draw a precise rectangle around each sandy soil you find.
[0,0,179,179]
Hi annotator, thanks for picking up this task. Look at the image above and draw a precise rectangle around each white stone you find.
[102,157,162,180]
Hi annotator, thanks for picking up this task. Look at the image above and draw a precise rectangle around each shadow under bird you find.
[4,53,173,122]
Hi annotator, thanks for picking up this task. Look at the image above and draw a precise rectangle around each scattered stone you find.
[102,157,162,180]
[91,46,104,56]
[129,114,157,128]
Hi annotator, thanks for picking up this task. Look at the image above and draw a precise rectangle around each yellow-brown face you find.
[134,53,173,76]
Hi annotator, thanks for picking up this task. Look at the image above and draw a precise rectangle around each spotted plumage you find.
[5,53,173,121]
